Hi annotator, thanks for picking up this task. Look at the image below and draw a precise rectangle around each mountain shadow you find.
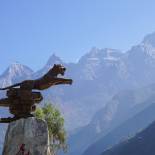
[102,120,155,155]
[83,102,155,155]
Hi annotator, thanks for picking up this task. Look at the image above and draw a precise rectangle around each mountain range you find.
[1,32,155,154]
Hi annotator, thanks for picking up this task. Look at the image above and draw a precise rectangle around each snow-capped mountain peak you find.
[0,63,33,87]
[3,62,33,77]
[6,62,33,77]
[78,48,122,64]
[46,54,63,67]
[142,32,155,46]
[33,53,64,78]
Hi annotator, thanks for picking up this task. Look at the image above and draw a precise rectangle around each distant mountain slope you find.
[102,120,155,155]
[83,102,155,155]
[66,84,155,155]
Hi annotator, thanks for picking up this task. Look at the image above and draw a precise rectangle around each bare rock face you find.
[2,117,51,155]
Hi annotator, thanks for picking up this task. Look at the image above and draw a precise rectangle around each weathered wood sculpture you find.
[0,64,73,123]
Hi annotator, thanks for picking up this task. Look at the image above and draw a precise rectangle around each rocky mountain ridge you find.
[1,32,155,131]
[1,32,155,155]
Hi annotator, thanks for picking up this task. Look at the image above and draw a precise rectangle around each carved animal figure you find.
[0,64,73,90]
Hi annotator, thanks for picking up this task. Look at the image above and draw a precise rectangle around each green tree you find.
[35,103,67,155]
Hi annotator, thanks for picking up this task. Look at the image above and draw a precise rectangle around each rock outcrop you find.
[2,117,51,155]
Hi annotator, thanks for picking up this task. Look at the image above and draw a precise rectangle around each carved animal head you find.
[49,64,66,77]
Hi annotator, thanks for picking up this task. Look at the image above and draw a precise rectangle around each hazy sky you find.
[1,0,155,73]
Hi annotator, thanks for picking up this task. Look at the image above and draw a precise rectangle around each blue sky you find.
[1,0,155,73]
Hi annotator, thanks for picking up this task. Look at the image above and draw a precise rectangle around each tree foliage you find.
[35,103,67,154]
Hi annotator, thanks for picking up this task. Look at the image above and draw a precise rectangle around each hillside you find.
[66,85,155,155]
[83,102,155,155]
[102,120,155,155]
